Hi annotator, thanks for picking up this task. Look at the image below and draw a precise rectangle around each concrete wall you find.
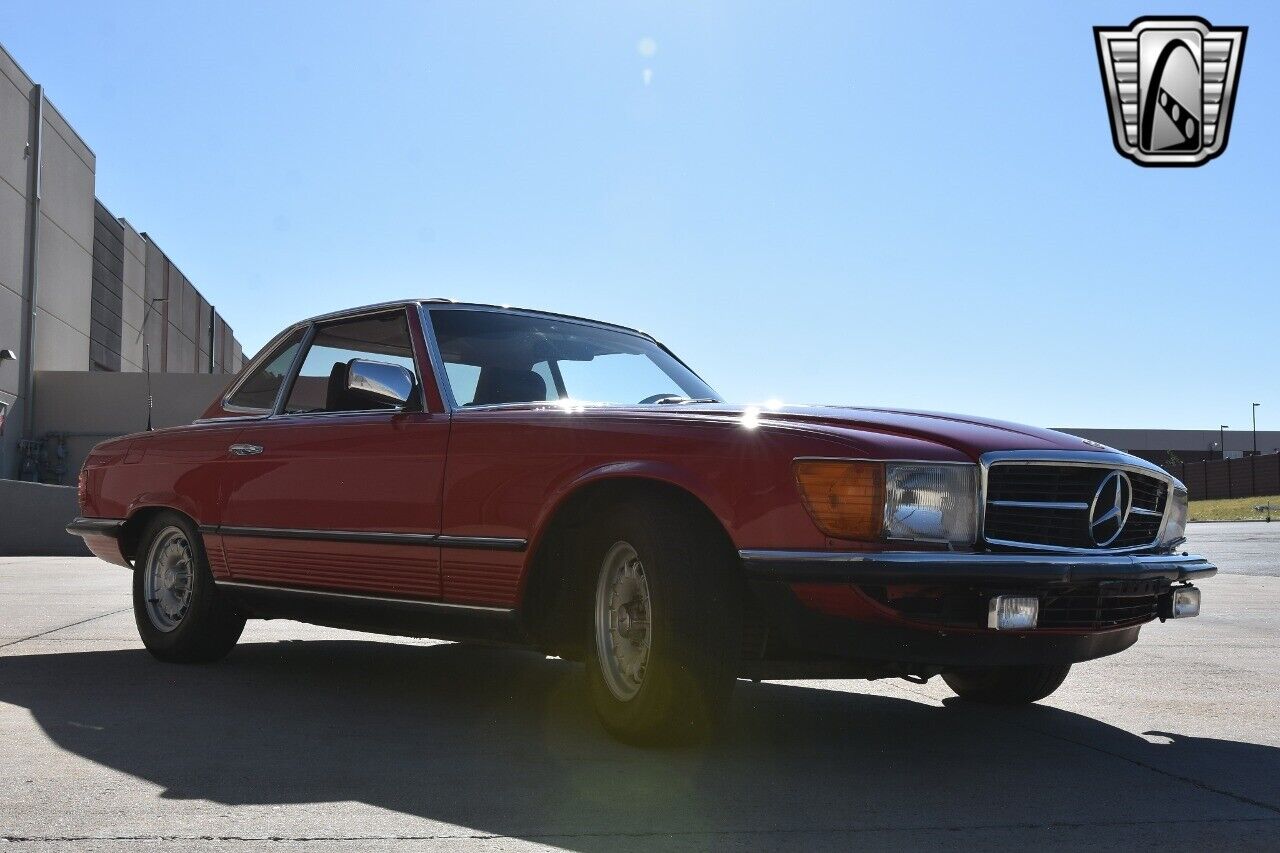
[30,371,234,482]
[0,480,87,556]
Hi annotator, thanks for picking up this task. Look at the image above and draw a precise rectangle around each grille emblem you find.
[1089,471,1133,546]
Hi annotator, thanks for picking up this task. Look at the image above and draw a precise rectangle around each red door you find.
[215,307,448,600]
[217,411,448,599]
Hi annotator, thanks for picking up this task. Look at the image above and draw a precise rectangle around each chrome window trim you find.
[422,301,654,339]
[219,324,310,415]
[271,321,318,415]
[417,304,461,411]
[300,298,451,327]
[264,306,429,421]
[978,449,1182,555]
[265,408,408,422]
[225,298,663,414]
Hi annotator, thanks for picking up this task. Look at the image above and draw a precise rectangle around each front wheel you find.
[133,512,245,663]
[942,663,1072,705]
[584,500,741,745]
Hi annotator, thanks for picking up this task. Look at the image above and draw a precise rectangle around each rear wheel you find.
[133,512,245,663]
[584,500,741,745]
[942,664,1071,705]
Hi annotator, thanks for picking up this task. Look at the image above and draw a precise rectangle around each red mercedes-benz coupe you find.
[68,300,1213,743]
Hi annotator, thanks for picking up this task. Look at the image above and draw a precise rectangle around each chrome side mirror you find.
[346,359,416,408]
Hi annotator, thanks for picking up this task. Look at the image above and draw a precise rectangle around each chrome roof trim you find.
[420,301,654,338]
[292,299,653,339]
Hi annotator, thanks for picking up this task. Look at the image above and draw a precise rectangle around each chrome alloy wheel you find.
[143,526,195,632]
[594,541,653,701]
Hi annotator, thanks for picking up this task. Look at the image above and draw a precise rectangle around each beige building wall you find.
[0,46,32,414]
[0,45,96,476]
[0,40,244,480]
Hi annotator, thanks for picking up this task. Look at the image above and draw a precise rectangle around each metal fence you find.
[1163,452,1280,501]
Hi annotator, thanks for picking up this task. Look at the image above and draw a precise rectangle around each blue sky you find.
[2,2,1275,430]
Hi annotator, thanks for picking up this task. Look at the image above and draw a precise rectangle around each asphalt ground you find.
[1,523,1277,851]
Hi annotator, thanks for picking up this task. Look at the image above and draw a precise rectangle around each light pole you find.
[1220,425,1229,460]
[1253,403,1260,456]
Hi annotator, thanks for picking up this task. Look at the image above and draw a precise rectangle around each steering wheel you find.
[638,393,686,405]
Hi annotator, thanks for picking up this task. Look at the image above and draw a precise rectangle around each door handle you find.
[229,443,263,456]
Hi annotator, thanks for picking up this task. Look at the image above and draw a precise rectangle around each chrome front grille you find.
[984,462,1168,551]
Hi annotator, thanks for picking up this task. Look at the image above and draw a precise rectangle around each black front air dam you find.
[748,579,1144,668]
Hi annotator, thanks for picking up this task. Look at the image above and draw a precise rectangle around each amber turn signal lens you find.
[793,460,885,540]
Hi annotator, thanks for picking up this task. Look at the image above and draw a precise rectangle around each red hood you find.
[756,405,1094,458]
[547,402,1102,461]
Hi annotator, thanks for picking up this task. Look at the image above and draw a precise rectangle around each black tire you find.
[942,663,1072,705]
[583,498,741,745]
[132,511,245,663]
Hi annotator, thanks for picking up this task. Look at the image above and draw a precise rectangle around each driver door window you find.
[284,313,419,414]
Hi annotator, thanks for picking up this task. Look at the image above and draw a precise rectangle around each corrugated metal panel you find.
[1173,453,1280,500]
[90,199,124,371]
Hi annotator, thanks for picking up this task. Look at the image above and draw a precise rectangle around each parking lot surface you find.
[1,524,1277,851]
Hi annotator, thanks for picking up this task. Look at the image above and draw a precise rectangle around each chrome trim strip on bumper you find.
[214,580,515,614]
[212,525,527,552]
[738,549,1217,585]
[65,517,125,537]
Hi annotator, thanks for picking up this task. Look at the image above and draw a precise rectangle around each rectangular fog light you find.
[988,595,1039,631]
[1169,587,1201,619]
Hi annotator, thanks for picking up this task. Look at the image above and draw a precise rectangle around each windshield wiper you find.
[655,396,720,405]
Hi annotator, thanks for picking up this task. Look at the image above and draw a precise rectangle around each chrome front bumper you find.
[738,549,1217,585]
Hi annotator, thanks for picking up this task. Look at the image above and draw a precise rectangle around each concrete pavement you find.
[0,524,1277,850]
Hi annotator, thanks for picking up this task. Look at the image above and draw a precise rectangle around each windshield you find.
[425,308,718,407]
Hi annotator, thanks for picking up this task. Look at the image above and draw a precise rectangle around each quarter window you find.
[225,328,306,412]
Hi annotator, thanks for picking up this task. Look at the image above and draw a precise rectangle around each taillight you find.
[793,460,884,539]
[77,468,88,513]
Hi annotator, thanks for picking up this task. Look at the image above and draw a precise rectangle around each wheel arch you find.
[518,470,740,654]
[119,505,199,565]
